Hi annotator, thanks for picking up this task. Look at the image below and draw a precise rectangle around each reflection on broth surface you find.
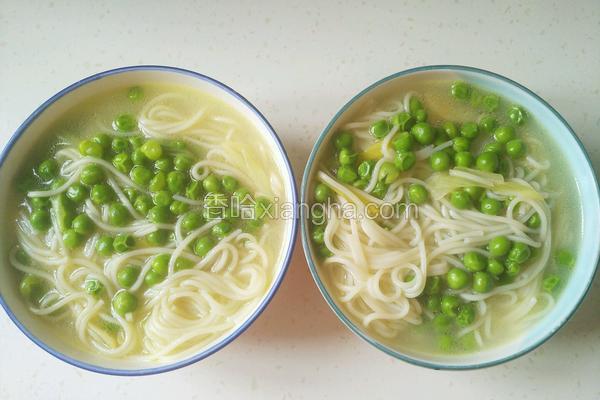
[309,78,580,355]
[11,83,289,362]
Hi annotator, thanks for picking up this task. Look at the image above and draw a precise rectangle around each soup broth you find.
[309,78,580,355]
[10,83,288,362]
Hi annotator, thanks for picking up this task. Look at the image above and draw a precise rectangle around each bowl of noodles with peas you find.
[0,66,297,375]
[301,65,600,369]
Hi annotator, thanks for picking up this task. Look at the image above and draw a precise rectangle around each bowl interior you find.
[302,66,600,369]
[0,67,296,373]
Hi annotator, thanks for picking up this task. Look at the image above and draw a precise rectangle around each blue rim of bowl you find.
[0,65,298,376]
[300,64,600,370]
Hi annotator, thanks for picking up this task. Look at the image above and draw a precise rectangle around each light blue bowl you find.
[0,66,298,375]
[301,65,600,369]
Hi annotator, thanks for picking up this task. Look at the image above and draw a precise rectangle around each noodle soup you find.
[8,82,291,363]
[306,76,581,358]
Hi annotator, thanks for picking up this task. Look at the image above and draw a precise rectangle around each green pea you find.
[460,122,479,139]
[174,257,194,272]
[63,229,83,249]
[446,267,471,290]
[194,235,215,257]
[432,314,452,334]
[505,260,521,278]
[52,194,75,232]
[90,184,113,205]
[181,211,204,232]
[482,94,500,112]
[464,186,483,202]
[79,140,104,158]
[408,97,423,115]
[202,174,221,193]
[337,165,358,183]
[110,268,133,288]
[72,214,94,235]
[508,105,526,125]
[85,279,103,296]
[152,190,172,207]
[317,245,333,258]
[452,137,471,153]
[154,157,172,172]
[312,226,325,244]
[430,151,451,172]
[493,126,516,144]
[411,122,435,145]
[134,194,153,214]
[479,115,497,133]
[186,180,203,200]
[394,151,416,172]
[130,165,153,186]
[476,151,499,172]
[221,176,238,193]
[151,254,170,276]
[113,114,137,133]
[30,209,51,231]
[129,136,144,149]
[441,294,461,317]
[112,290,137,315]
[37,159,59,181]
[112,153,133,174]
[527,213,541,229]
[454,151,473,168]
[407,184,428,205]
[392,131,413,152]
[488,236,511,257]
[425,295,441,313]
[255,197,272,219]
[556,249,575,268]
[147,229,169,245]
[169,200,189,216]
[172,154,192,172]
[508,242,531,263]
[128,86,143,101]
[334,131,354,150]
[472,271,494,293]
[369,120,391,139]
[147,205,171,223]
[506,139,526,159]
[30,196,50,210]
[480,197,502,215]
[378,161,399,184]
[140,140,163,161]
[414,108,427,122]
[93,133,112,148]
[450,190,471,209]
[424,276,442,295]
[487,258,505,276]
[338,148,357,166]
[16,249,30,265]
[451,81,471,100]
[456,303,476,327]
[143,270,163,287]
[131,148,147,165]
[96,235,113,256]
[147,172,166,192]
[80,164,105,186]
[111,137,130,153]
[314,183,330,202]
[108,203,130,226]
[542,275,561,293]
[463,251,486,272]
[113,233,134,253]
[442,121,459,139]
[390,112,415,131]
[19,274,45,303]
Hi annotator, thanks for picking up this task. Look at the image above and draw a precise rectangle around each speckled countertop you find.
[1,1,599,399]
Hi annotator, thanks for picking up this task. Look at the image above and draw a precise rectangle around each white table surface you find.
[1,1,599,399]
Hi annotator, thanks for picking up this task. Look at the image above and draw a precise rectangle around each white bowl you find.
[0,66,298,375]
